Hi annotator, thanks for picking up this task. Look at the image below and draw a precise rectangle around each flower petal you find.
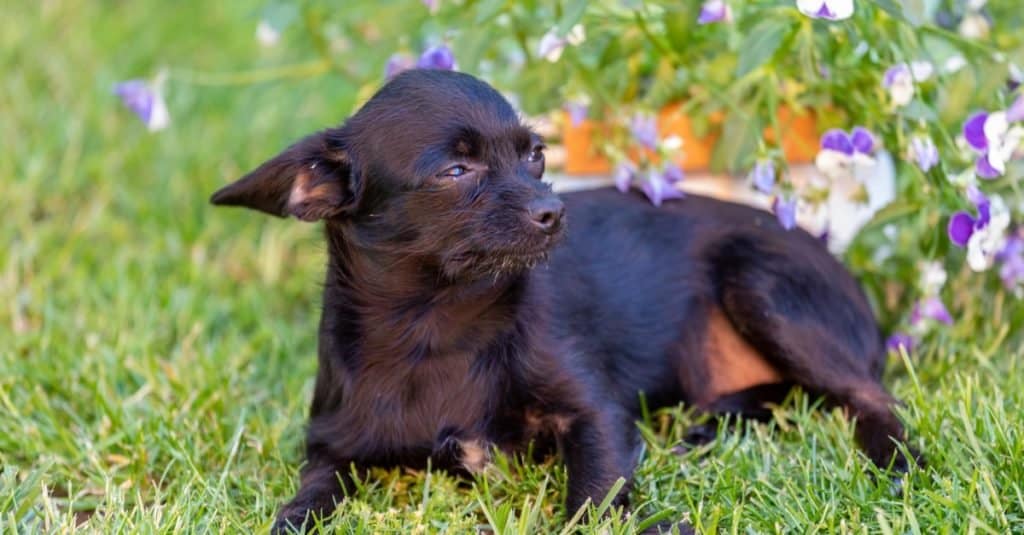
[882,64,908,88]
[663,163,685,185]
[630,114,659,150]
[385,54,415,79]
[947,211,976,247]
[885,332,915,354]
[911,297,953,326]
[113,80,154,124]
[963,111,990,151]
[698,0,732,24]
[641,170,684,207]
[417,45,456,70]
[538,30,566,63]
[850,127,876,154]
[909,136,939,172]
[772,196,798,230]
[1007,94,1024,123]
[975,153,1002,179]
[614,163,635,193]
[750,160,776,194]
[566,101,588,127]
[820,128,854,156]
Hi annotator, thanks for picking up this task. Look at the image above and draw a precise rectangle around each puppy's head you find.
[211,69,564,281]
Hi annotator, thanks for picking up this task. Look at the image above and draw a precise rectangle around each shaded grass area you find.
[2,2,1023,533]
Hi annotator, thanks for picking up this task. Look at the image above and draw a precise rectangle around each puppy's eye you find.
[527,146,545,163]
[440,165,469,179]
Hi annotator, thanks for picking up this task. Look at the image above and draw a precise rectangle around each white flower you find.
[256,20,281,47]
[959,13,990,39]
[538,24,585,63]
[943,55,968,74]
[967,195,1010,271]
[796,0,854,21]
[919,261,947,295]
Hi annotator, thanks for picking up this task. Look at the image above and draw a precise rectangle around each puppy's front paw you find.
[272,504,325,534]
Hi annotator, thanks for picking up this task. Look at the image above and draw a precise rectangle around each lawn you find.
[3,2,1024,533]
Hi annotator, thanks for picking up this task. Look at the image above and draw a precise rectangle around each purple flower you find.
[113,79,169,132]
[796,0,854,21]
[815,127,875,179]
[885,332,915,354]
[1006,94,1024,123]
[566,101,589,127]
[948,188,1011,271]
[614,163,636,194]
[417,45,456,70]
[998,232,1024,292]
[908,135,939,172]
[663,163,685,184]
[630,114,659,151]
[962,110,1024,178]
[422,0,439,13]
[910,296,954,326]
[641,167,685,207]
[850,127,876,155]
[772,196,798,230]
[750,160,776,194]
[882,62,933,107]
[820,128,854,156]
[385,54,415,79]
[698,0,733,24]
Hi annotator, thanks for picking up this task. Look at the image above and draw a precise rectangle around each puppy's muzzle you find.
[526,197,565,235]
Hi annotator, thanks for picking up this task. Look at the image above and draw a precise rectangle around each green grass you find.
[3,2,1024,533]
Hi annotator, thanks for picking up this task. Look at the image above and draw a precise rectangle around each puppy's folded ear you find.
[210,129,359,221]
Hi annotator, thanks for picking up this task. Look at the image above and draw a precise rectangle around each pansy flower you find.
[885,332,915,355]
[796,0,854,21]
[814,127,876,181]
[749,160,776,194]
[629,113,659,151]
[698,1,733,24]
[908,135,939,172]
[962,110,1024,179]
[997,230,1024,295]
[538,24,585,63]
[882,61,933,107]
[948,186,1011,271]
[772,195,798,230]
[417,45,457,70]
[641,164,685,207]
[385,54,415,79]
[614,163,636,194]
[910,296,954,326]
[566,99,589,127]
[113,78,170,132]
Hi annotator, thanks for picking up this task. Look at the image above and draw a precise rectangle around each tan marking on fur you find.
[458,439,490,473]
[704,307,783,400]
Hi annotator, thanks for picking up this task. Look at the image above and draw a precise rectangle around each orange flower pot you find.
[562,104,820,174]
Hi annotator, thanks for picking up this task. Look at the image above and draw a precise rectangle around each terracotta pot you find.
[562,104,820,175]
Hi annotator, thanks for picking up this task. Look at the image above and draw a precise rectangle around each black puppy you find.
[211,70,919,533]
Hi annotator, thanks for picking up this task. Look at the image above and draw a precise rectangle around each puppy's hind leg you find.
[712,249,921,471]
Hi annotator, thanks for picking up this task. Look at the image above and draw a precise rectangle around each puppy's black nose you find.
[527,197,565,234]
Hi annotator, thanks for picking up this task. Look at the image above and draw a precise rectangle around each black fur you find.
[211,70,920,534]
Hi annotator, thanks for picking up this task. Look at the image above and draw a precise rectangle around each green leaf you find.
[735,19,791,77]
[711,109,760,172]
[556,0,588,35]
[872,0,910,25]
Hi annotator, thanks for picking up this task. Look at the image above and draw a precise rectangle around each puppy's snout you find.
[526,197,565,235]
